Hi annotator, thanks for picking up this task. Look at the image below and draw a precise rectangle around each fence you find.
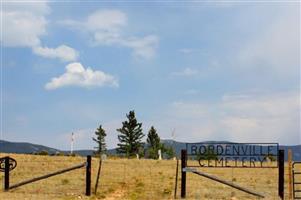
[293,162,301,199]
[180,145,286,199]
[0,153,295,199]
[92,159,177,199]
[0,154,91,199]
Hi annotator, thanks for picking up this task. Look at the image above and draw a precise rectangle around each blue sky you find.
[1,1,300,150]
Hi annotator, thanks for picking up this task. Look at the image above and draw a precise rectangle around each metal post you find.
[4,156,9,191]
[181,149,187,198]
[278,150,284,199]
[86,155,91,196]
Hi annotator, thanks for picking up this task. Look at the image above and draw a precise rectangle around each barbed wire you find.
[0,156,296,199]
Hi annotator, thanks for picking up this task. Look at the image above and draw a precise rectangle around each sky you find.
[1,1,300,150]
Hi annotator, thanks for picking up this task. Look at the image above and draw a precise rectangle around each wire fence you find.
[95,159,177,200]
[0,153,295,199]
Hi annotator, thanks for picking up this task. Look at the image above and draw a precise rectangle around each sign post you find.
[278,150,284,200]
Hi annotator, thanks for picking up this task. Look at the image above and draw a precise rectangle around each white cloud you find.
[2,2,49,47]
[238,7,300,75]
[2,2,79,62]
[119,35,158,59]
[33,45,79,62]
[86,10,127,32]
[171,67,199,77]
[166,91,300,145]
[45,62,118,90]
[60,9,159,59]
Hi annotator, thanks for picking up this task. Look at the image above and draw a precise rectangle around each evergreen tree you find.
[117,110,144,157]
[146,126,161,159]
[196,149,218,161]
[93,125,107,155]
[163,145,175,159]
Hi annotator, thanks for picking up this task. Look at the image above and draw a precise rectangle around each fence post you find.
[4,156,10,191]
[174,158,179,199]
[86,155,91,196]
[278,150,284,200]
[181,149,187,198]
[288,149,292,200]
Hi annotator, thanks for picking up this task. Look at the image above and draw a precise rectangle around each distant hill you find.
[0,140,59,154]
[0,139,300,161]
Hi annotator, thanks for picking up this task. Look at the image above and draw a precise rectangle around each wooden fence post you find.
[278,150,284,200]
[174,158,179,199]
[94,156,102,195]
[181,149,187,198]
[288,149,292,200]
[4,156,10,191]
[86,155,91,196]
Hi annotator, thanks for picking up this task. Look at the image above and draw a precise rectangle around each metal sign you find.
[186,143,279,168]
[0,156,17,172]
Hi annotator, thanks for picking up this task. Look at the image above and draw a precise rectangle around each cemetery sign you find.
[186,143,279,168]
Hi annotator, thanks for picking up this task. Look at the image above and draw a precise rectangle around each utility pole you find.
[71,132,74,155]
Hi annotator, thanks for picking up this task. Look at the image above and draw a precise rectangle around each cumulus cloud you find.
[45,62,118,90]
[60,9,158,59]
[2,2,79,62]
[167,92,300,145]
[33,45,79,62]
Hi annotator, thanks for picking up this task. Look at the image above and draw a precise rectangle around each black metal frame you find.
[2,156,92,196]
[0,157,17,172]
[180,147,285,199]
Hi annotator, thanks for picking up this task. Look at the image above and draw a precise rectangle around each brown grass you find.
[0,153,294,200]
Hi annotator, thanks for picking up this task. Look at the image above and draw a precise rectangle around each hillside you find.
[0,140,59,154]
[0,139,300,161]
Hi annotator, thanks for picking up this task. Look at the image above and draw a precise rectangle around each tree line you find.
[93,110,175,159]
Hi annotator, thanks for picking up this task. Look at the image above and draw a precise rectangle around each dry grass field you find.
[0,153,295,200]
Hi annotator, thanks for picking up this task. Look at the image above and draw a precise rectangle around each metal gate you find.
[293,162,301,199]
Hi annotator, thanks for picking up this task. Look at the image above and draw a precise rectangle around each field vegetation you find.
[0,153,294,200]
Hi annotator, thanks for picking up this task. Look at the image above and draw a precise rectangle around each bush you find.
[37,150,49,155]
[56,152,65,156]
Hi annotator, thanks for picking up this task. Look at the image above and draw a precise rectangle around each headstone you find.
[101,154,107,161]
[158,149,162,160]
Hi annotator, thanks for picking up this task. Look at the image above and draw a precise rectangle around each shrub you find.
[38,150,49,155]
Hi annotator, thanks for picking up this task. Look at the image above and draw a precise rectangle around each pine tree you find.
[93,125,107,155]
[146,126,161,159]
[117,110,144,157]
